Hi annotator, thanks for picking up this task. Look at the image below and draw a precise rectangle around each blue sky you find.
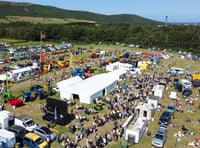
[2,0,200,22]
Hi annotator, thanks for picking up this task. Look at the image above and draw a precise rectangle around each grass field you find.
[0,42,200,148]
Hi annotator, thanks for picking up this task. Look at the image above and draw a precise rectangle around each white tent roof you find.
[70,73,117,95]
[57,76,82,88]
[106,69,127,80]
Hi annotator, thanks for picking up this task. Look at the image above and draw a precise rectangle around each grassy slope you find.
[0,1,162,25]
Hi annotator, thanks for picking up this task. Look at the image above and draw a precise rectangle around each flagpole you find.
[40,31,42,48]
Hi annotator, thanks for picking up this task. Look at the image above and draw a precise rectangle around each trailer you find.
[0,129,16,148]
[123,115,147,145]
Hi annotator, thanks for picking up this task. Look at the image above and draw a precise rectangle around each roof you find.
[16,114,31,121]
[68,73,117,95]
[0,129,15,138]
[57,76,82,87]
[25,132,40,141]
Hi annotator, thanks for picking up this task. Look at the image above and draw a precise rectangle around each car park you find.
[33,126,57,142]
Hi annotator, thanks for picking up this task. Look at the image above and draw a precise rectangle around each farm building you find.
[58,72,125,104]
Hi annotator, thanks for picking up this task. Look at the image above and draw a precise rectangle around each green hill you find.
[0,1,163,25]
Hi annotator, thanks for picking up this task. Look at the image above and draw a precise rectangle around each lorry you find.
[14,115,37,132]
[0,110,14,129]
[0,129,16,148]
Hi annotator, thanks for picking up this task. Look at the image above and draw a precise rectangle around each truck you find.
[14,115,37,132]
[0,129,16,148]
[0,110,14,129]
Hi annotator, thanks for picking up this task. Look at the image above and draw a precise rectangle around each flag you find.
[41,34,46,40]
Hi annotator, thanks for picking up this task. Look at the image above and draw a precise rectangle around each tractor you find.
[34,88,47,100]
[23,91,33,102]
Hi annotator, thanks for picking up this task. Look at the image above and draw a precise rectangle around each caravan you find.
[167,67,184,75]
[0,67,32,82]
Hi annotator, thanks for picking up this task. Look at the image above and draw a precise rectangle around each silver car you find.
[166,104,175,115]
[33,126,57,142]
[152,128,167,148]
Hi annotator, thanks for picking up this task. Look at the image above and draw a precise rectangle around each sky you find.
[2,0,200,22]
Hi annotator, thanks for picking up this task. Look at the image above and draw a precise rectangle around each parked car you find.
[166,104,175,115]
[23,132,48,148]
[181,79,192,89]
[33,126,57,142]
[173,78,179,85]
[152,127,167,148]
[8,126,28,146]
[182,89,192,98]
[159,111,171,125]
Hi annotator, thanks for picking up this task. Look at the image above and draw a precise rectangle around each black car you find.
[159,111,171,125]
[8,126,28,146]
[173,78,179,85]
[175,83,182,92]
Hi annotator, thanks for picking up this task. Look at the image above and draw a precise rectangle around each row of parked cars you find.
[0,111,57,148]
[152,104,175,148]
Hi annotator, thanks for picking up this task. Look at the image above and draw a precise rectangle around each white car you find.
[181,79,192,89]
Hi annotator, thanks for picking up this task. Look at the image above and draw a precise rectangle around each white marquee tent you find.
[58,72,124,104]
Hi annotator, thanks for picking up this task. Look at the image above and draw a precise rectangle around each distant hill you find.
[0,1,163,25]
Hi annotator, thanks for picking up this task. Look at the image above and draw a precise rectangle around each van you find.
[181,79,192,89]
[23,133,48,148]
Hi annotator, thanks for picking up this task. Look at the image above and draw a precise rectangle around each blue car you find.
[159,111,171,125]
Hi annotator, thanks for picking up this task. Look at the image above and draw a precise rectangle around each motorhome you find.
[167,67,184,75]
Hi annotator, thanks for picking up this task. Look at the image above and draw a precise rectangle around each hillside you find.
[0,1,162,25]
